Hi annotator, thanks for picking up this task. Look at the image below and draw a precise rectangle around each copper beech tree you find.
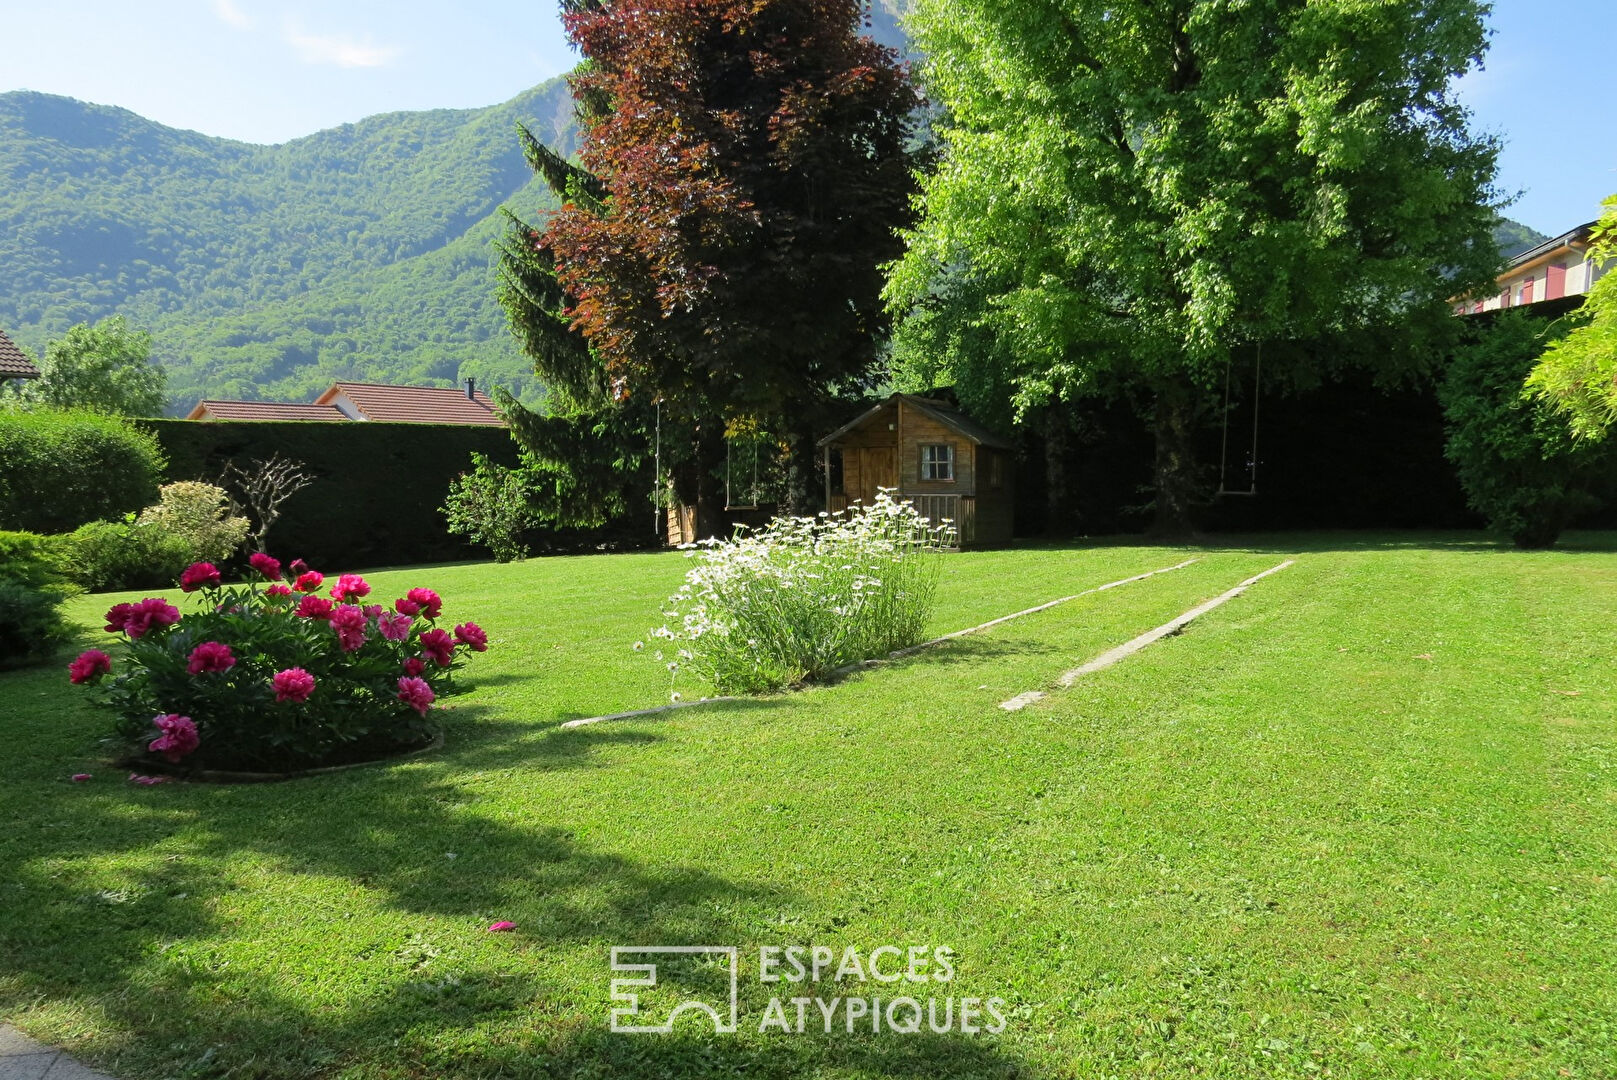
[509,0,921,528]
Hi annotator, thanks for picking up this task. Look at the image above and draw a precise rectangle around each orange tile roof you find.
[0,328,40,379]
[315,381,505,426]
[187,400,347,421]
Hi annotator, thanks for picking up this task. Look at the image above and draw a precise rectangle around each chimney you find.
[465,377,476,400]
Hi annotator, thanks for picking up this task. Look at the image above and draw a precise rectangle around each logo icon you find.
[610,946,739,1034]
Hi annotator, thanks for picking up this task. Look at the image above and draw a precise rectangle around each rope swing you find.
[1216,339,1261,498]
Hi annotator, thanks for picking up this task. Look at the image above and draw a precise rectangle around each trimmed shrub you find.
[138,481,250,565]
[0,530,75,667]
[0,409,166,533]
[1440,311,1611,548]
[442,453,537,562]
[57,519,195,593]
[69,556,489,773]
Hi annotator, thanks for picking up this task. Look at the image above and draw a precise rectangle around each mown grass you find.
[1,535,1614,1078]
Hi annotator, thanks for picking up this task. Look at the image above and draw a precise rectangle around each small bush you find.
[138,481,250,565]
[0,530,75,667]
[1441,311,1611,548]
[442,453,537,562]
[69,556,490,772]
[0,409,165,533]
[649,493,951,693]
[57,519,196,593]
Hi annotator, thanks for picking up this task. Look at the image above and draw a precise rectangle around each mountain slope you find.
[0,80,578,405]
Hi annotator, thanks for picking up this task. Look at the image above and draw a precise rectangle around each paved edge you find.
[1000,559,1296,711]
[0,1024,117,1080]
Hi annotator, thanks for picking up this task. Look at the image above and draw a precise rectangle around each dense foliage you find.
[0,530,74,667]
[55,519,195,593]
[72,558,488,772]
[651,494,950,692]
[2,317,166,416]
[137,482,250,565]
[888,0,1502,533]
[1526,194,1617,440]
[1441,311,1608,548]
[0,409,165,533]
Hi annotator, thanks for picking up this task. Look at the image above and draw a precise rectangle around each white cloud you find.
[212,0,253,30]
[284,23,402,69]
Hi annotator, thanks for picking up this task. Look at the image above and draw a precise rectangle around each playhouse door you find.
[856,447,896,505]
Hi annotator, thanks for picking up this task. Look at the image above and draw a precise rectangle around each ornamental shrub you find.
[138,481,250,565]
[1441,311,1612,548]
[0,530,75,667]
[0,408,165,533]
[442,453,538,562]
[69,556,490,772]
[56,519,195,593]
[649,493,951,693]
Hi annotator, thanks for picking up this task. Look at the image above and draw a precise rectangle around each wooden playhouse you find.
[818,393,1015,547]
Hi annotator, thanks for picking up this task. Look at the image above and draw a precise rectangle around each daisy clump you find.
[649,492,951,693]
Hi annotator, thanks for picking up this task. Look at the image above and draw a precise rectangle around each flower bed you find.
[649,493,951,694]
[70,555,488,774]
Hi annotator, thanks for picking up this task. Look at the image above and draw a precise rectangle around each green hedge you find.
[0,530,75,667]
[148,420,519,569]
[0,409,166,533]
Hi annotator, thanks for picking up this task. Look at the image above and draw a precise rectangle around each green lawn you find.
[2,535,1615,1078]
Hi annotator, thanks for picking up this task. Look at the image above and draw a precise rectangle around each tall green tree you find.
[888,0,1501,534]
[1525,194,1617,440]
[11,317,166,416]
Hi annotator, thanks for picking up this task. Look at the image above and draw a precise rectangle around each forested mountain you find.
[0,79,578,406]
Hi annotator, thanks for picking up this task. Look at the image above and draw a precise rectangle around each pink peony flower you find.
[265,583,294,598]
[72,773,92,782]
[377,612,413,642]
[111,597,181,640]
[393,596,420,617]
[453,622,488,652]
[148,714,199,763]
[405,588,443,620]
[396,676,435,715]
[331,573,371,602]
[487,921,516,932]
[362,604,383,619]
[329,604,368,651]
[68,649,112,684]
[419,628,455,667]
[289,558,310,575]
[249,553,283,580]
[180,562,221,592]
[129,773,171,786]
[272,667,316,703]
[293,570,325,593]
[402,657,425,677]
[187,641,236,675]
[295,595,334,620]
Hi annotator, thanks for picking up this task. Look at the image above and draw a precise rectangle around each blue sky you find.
[1,1,1611,235]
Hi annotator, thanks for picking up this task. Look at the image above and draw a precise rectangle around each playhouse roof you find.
[817,393,1014,450]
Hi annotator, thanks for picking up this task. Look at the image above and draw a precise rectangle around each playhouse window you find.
[921,443,955,481]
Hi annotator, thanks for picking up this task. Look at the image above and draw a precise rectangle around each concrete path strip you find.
[1000,559,1296,711]
[0,1024,116,1080]
[560,557,1200,730]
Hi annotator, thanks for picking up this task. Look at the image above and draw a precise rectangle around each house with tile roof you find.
[185,379,505,427]
[0,328,40,383]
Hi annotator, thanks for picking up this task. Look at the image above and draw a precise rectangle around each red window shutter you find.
[1499,287,1511,309]
[1546,263,1566,300]
[1522,277,1535,304]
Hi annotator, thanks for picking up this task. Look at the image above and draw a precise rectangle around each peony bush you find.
[70,554,488,773]
[648,493,951,694]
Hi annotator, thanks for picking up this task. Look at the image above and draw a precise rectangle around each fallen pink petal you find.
[487,921,516,933]
[71,773,92,782]
[128,773,171,786]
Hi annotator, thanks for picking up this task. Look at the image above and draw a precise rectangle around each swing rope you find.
[1216,339,1261,497]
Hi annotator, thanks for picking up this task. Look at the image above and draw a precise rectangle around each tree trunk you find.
[1148,379,1204,538]
[692,424,727,541]
[1043,402,1080,538]
[780,423,818,516]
